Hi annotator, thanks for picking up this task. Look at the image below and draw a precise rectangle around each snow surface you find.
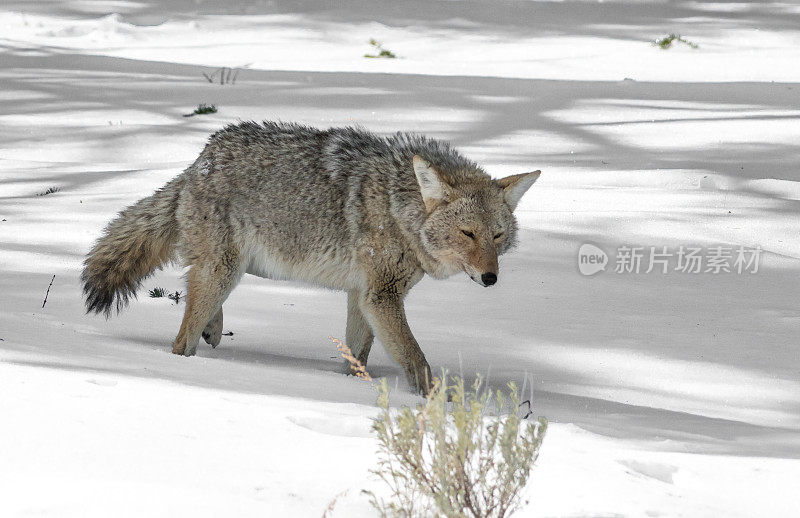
[2,1,800,516]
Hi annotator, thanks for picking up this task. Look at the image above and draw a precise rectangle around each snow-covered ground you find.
[2,1,799,516]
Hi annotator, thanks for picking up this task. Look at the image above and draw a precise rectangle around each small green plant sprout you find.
[36,186,60,196]
[183,104,217,117]
[364,39,397,59]
[365,373,547,518]
[168,290,183,303]
[148,287,166,298]
[653,34,698,49]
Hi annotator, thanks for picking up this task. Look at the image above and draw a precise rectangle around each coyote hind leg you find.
[173,257,241,356]
[202,307,223,348]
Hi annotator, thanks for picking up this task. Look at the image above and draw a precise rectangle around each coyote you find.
[82,122,540,394]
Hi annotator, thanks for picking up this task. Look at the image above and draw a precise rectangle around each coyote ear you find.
[496,170,541,211]
[413,155,448,210]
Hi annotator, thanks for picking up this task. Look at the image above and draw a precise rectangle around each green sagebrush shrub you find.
[366,374,547,518]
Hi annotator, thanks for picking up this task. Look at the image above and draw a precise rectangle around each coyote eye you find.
[494,232,505,240]
[461,230,475,239]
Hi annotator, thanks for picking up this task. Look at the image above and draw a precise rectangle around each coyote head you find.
[413,155,540,287]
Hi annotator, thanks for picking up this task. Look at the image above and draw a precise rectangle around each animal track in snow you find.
[618,459,678,484]
[287,414,372,438]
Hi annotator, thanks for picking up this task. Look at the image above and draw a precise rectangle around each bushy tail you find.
[82,176,185,316]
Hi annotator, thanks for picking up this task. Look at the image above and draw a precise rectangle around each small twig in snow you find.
[519,400,533,420]
[42,274,55,309]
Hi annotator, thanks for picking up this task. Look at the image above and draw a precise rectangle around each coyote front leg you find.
[345,290,375,371]
[359,290,432,395]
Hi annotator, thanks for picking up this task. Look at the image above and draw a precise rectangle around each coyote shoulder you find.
[82,121,540,394]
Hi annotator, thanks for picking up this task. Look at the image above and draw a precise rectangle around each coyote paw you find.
[340,360,355,375]
[341,360,368,377]
[172,340,197,356]
[202,310,223,348]
[407,361,433,396]
[201,328,221,348]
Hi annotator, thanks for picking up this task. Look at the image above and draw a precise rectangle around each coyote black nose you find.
[481,273,497,286]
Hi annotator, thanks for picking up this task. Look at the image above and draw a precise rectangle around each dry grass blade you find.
[330,336,373,382]
[321,489,349,518]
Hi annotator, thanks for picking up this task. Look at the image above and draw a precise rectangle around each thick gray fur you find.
[82,121,540,394]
